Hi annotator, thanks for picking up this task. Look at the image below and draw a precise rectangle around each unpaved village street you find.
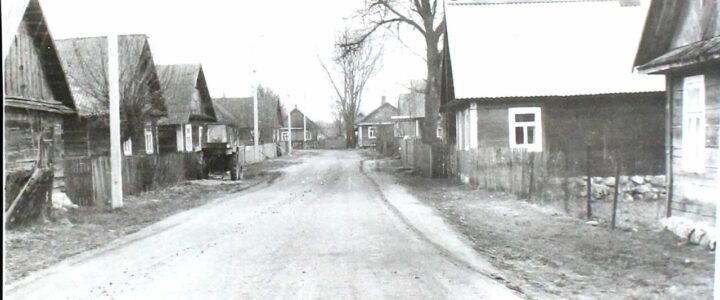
[5,150,520,299]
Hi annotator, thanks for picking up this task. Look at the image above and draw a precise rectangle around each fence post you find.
[528,152,535,201]
[611,157,621,229]
[586,145,592,219]
[563,151,570,214]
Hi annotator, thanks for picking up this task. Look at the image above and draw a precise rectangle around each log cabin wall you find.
[4,108,62,172]
[667,64,720,224]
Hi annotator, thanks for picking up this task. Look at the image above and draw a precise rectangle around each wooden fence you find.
[399,138,433,177]
[64,152,203,207]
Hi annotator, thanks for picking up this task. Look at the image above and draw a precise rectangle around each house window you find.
[122,138,132,156]
[394,123,402,137]
[281,131,289,141]
[368,127,377,139]
[144,127,154,154]
[437,127,443,139]
[509,107,542,152]
[185,124,193,152]
[305,132,312,141]
[682,75,706,173]
[197,126,203,151]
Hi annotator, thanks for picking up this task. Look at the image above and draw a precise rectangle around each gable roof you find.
[445,0,664,100]
[212,97,253,129]
[356,102,398,125]
[3,0,75,114]
[290,108,320,130]
[156,64,216,124]
[634,0,720,73]
[396,90,425,119]
[55,34,166,117]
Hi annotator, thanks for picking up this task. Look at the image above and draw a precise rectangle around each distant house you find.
[356,99,398,149]
[634,0,719,230]
[55,34,167,158]
[441,0,667,175]
[212,96,282,145]
[4,0,77,195]
[280,107,321,149]
[156,64,217,154]
[392,81,426,139]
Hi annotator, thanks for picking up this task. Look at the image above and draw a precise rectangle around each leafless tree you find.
[320,29,383,148]
[343,0,445,144]
[61,36,167,144]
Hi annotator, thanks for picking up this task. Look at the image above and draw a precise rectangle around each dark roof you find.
[55,34,166,117]
[634,0,720,73]
[290,108,320,130]
[3,0,76,114]
[213,97,253,129]
[156,64,216,124]
[356,102,398,125]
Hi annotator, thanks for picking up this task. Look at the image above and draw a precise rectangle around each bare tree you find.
[343,0,445,144]
[320,29,383,148]
[59,36,167,144]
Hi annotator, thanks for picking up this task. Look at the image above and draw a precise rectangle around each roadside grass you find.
[383,164,713,300]
[4,158,294,284]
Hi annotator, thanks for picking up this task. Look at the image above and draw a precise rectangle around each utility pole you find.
[287,104,292,156]
[303,114,307,149]
[252,70,259,161]
[108,34,123,208]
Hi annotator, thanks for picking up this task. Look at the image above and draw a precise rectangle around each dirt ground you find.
[385,167,714,299]
[4,157,295,284]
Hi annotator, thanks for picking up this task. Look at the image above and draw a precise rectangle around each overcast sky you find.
[39,0,427,122]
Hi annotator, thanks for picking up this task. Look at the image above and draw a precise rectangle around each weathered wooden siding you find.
[466,93,665,176]
[4,19,55,101]
[668,65,720,223]
[157,124,178,154]
[4,108,62,172]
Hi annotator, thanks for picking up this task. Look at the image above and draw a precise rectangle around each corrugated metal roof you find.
[445,0,665,99]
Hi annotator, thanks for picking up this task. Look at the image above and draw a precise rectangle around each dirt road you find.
[5,150,519,299]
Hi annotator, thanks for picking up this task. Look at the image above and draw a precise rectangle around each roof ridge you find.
[449,0,618,6]
[55,33,148,42]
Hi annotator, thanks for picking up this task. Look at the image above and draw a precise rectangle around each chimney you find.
[381,96,386,105]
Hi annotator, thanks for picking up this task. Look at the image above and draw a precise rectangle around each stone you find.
[633,184,652,194]
[633,193,645,201]
[586,220,599,226]
[623,193,634,202]
[644,175,654,182]
[650,175,666,187]
[603,177,617,186]
[647,192,659,200]
[592,177,604,184]
[631,176,645,185]
[548,177,563,185]
[619,176,629,184]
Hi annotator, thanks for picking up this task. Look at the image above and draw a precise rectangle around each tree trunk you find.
[422,40,442,145]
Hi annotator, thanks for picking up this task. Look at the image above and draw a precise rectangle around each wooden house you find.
[212,96,282,145]
[356,100,398,149]
[55,34,167,158]
[4,0,77,197]
[156,64,217,154]
[634,0,719,227]
[392,81,426,140]
[441,0,667,176]
[279,107,321,149]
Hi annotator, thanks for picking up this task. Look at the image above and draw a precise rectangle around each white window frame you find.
[281,131,289,141]
[456,110,464,150]
[144,126,154,154]
[508,107,542,152]
[681,75,706,173]
[394,122,402,138]
[122,138,132,156]
[197,126,203,151]
[368,127,377,139]
[185,124,193,152]
[437,127,443,139]
[305,131,312,141]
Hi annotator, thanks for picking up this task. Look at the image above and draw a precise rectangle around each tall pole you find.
[108,34,123,208]
[252,70,259,160]
[287,105,292,155]
[303,115,307,149]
